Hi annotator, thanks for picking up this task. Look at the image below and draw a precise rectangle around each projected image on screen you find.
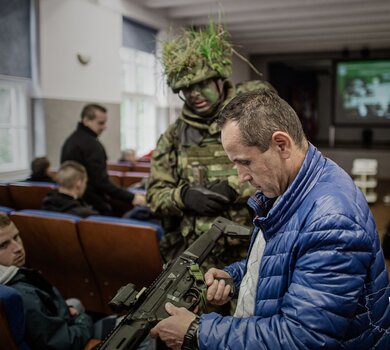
[335,60,390,125]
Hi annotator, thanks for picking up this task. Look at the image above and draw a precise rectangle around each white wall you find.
[231,53,251,85]
[39,0,122,103]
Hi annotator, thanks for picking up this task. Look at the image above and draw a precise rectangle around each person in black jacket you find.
[60,104,145,215]
[25,156,56,183]
[42,161,99,218]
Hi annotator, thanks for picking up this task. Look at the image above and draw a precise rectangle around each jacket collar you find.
[0,265,19,284]
[249,143,325,240]
[77,122,98,138]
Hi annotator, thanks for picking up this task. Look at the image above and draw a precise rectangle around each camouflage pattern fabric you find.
[147,80,255,266]
[236,79,278,95]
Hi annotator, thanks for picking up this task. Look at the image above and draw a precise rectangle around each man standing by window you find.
[61,104,145,215]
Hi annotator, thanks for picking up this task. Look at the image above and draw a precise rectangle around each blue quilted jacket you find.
[199,144,390,349]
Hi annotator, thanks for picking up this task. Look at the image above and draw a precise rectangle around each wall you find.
[251,51,390,146]
[37,0,171,167]
[321,147,390,179]
[231,53,251,86]
[42,99,120,168]
[39,0,121,102]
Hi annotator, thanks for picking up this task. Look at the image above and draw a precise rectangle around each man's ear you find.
[74,178,82,190]
[271,132,292,159]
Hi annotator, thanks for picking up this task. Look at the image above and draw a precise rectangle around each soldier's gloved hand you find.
[181,185,229,216]
[207,180,238,202]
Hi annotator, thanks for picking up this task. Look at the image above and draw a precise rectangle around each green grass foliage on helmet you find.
[162,22,232,92]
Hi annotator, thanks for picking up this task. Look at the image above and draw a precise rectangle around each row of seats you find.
[0,181,146,216]
[106,161,151,173]
[0,182,56,210]
[107,170,149,188]
[0,208,163,315]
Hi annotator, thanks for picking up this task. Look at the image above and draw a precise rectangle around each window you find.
[120,47,160,156]
[0,77,29,174]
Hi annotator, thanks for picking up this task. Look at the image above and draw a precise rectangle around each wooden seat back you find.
[0,183,13,208]
[121,172,149,188]
[130,162,151,173]
[78,217,163,314]
[107,161,132,172]
[10,210,105,314]
[107,170,123,187]
[8,182,56,210]
[0,285,25,350]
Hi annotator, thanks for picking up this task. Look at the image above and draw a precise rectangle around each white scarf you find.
[0,265,19,284]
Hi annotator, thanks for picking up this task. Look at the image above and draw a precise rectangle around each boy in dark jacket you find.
[42,161,98,218]
[60,104,145,215]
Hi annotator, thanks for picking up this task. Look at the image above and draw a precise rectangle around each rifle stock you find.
[98,216,250,350]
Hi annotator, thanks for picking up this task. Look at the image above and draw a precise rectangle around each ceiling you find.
[131,0,390,55]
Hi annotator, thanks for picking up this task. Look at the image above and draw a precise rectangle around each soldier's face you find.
[182,79,222,116]
[0,222,26,267]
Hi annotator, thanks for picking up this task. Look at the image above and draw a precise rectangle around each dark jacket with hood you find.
[42,190,99,218]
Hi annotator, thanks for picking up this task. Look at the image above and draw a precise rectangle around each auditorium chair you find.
[106,161,132,172]
[0,206,14,214]
[8,182,57,210]
[121,171,149,188]
[10,210,105,314]
[0,183,13,208]
[0,284,29,350]
[130,162,151,173]
[78,216,163,314]
[107,170,123,187]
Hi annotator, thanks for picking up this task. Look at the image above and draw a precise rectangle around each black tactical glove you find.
[207,180,238,202]
[181,185,230,216]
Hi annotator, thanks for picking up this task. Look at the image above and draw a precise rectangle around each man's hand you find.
[150,303,196,349]
[132,193,146,206]
[205,268,233,305]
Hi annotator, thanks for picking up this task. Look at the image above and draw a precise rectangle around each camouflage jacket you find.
[147,80,255,242]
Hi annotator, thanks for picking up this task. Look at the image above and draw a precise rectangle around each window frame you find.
[0,75,31,180]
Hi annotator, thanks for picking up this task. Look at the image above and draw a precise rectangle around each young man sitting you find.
[42,161,99,218]
[0,213,106,349]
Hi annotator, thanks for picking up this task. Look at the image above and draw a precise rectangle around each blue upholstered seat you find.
[86,215,165,240]
[17,209,81,221]
[0,284,29,349]
[0,206,14,214]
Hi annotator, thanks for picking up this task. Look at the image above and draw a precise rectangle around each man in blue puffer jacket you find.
[150,90,390,349]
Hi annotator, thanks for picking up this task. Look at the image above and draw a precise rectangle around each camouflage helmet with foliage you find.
[162,22,232,92]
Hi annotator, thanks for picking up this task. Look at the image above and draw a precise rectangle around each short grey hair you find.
[218,90,307,152]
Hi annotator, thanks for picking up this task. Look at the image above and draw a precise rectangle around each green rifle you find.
[98,216,250,350]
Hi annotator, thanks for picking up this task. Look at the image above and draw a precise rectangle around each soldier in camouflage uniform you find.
[146,24,256,266]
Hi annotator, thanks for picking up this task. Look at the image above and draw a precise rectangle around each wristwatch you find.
[182,316,200,350]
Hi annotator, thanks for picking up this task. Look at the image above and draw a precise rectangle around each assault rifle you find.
[98,216,251,350]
